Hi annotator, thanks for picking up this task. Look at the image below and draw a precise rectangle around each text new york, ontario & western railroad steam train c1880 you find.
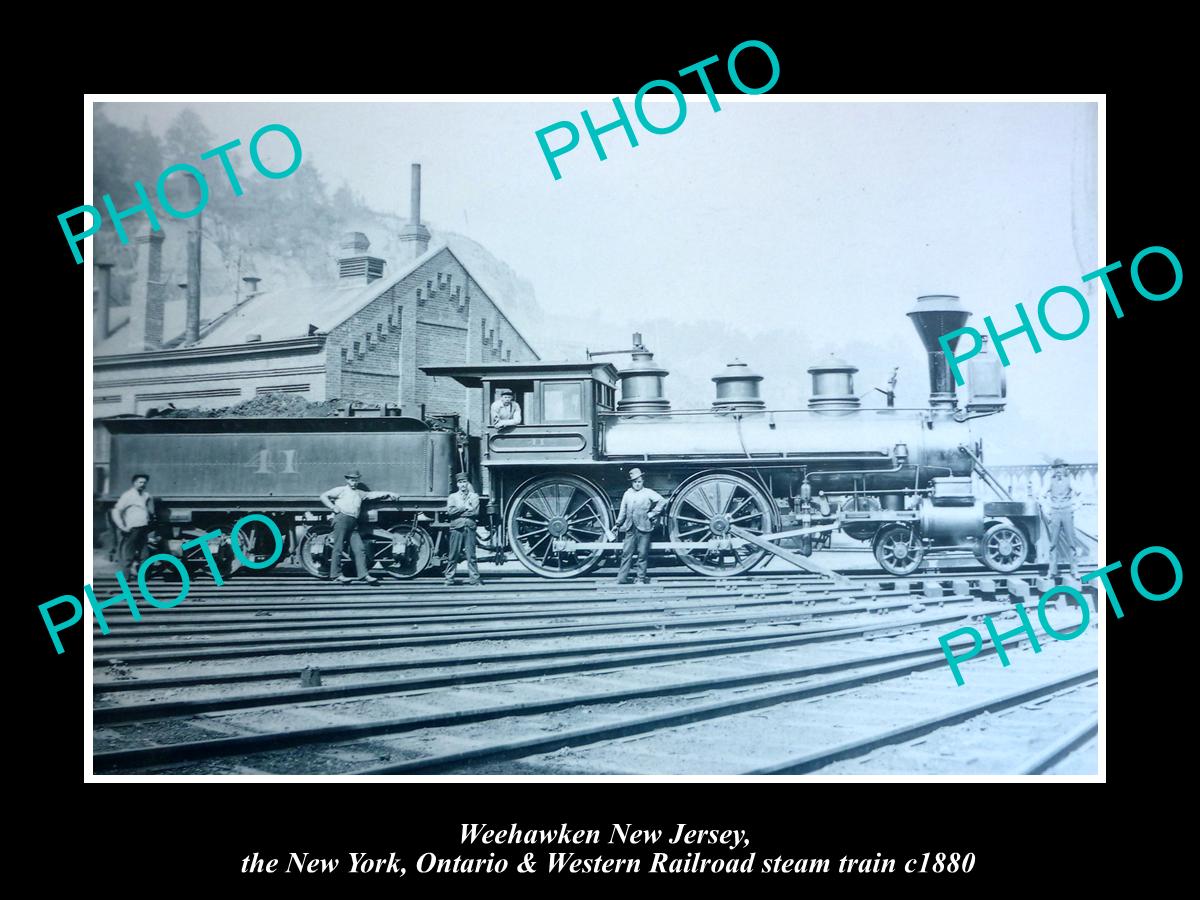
[100,295,1043,582]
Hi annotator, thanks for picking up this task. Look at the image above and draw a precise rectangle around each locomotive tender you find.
[100,295,1042,580]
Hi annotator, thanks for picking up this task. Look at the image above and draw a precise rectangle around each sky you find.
[100,98,1099,463]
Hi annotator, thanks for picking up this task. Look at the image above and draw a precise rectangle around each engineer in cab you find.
[490,388,521,428]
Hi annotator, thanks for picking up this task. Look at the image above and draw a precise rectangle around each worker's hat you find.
[454,472,470,483]
[1051,458,1068,468]
[498,388,513,397]
[344,470,363,479]
[628,467,645,481]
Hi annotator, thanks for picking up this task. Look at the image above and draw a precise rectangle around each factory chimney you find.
[184,173,203,345]
[398,163,432,261]
[907,294,970,412]
[129,228,166,351]
[95,261,114,339]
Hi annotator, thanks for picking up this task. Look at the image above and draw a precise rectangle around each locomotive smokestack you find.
[907,295,970,411]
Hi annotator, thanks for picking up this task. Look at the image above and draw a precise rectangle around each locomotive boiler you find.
[424,295,1043,579]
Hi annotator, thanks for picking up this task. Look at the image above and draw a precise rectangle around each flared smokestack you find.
[907,294,970,411]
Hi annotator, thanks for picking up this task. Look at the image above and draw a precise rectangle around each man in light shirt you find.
[1040,458,1079,580]
[606,468,665,585]
[112,473,155,580]
[490,388,522,428]
[319,471,398,584]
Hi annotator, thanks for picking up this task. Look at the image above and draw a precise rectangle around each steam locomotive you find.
[100,295,1042,580]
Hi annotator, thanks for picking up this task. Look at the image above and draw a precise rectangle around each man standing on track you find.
[319,471,398,584]
[444,472,483,586]
[112,473,155,580]
[1040,458,1080,580]
[607,467,665,585]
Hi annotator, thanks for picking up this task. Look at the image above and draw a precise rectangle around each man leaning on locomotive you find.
[318,472,399,584]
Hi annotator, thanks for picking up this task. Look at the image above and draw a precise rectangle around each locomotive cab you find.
[422,362,620,465]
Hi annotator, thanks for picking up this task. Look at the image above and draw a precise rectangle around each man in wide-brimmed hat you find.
[318,471,398,584]
[1040,458,1079,579]
[607,467,665,584]
[444,472,483,586]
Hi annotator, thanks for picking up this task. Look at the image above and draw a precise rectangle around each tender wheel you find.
[668,473,775,577]
[297,524,335,578]
[230,518,289,571]
[373,524,433,579]
[981,522,1028,573]
[873,523,925,575]
[177,529,236,580]
[507,475,612,578]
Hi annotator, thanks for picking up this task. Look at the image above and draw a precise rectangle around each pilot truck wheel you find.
[873,523,925,576]
[981,522,1028,574]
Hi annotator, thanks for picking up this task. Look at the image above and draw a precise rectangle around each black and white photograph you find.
[84,96,1101,777]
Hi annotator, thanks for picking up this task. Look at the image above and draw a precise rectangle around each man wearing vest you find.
[445,472,483,586]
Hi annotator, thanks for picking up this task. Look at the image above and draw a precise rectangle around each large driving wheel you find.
[981,522,1028,573]
[873,523,925,575]
[506,475,611,578]
[668,473,775,576]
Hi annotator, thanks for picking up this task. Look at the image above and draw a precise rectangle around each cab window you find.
[541,381,584,423]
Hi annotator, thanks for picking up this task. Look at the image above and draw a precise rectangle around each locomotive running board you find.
[728,525,852,586]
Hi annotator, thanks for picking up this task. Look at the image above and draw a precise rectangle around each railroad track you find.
[92,570,1099,775]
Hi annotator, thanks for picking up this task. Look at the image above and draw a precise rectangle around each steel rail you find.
[744,672,1098,774]
[1016,717,1098,775]
[351,637,1063,775]
[90,592,983,659]
[96,620,1005,771]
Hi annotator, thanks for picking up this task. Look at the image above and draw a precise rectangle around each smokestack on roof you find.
[95,261,114,339]
[129,228,166,351]
[399,163,432,262]
[184,173,203,345]
[242,275,262,301]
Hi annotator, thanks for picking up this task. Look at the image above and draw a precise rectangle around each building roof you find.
[95,243,537,358]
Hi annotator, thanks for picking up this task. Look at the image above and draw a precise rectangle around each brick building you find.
[92,165,539,492]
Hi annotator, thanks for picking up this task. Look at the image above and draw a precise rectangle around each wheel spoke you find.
[726,495,753,520]
[686,488,717,518]
[520,526,549,537]
[675,514,711,525]
[524,491,555,521]
[516,514,548,526]
[728,511,762,524]
[678,525,709,538]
